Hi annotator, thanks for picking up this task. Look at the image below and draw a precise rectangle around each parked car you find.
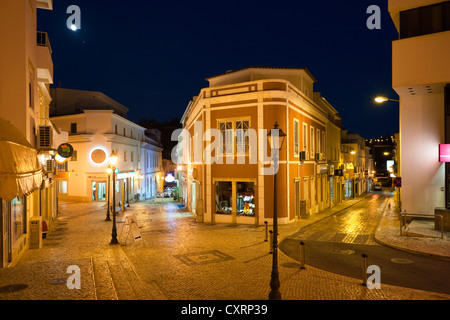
[373,182,382,191]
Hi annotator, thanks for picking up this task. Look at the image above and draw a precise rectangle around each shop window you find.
[11,197,25,246]
[236,182,255,216]
[215,181,232,215]
[59,180,68,194]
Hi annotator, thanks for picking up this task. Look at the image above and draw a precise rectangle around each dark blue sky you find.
[38,0,399,139]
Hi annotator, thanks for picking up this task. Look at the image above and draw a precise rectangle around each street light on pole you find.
[105,165,112,221]
[374,96,399,103]
[109,151,119,245]
[267,121,286,300]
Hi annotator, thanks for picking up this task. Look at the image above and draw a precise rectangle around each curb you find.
[374,200,450,262]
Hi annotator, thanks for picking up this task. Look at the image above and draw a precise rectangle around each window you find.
[302,123,308,159]
[29,82,33,109]
[115,125,118,134]
[11,197,25,246]
[123,128,126,137]
[71,150,78,161]
[219,121,233,155]
[310,127,315,159]
[322,131,326,154]
[215,181,232,215]
[293,119,299,157]
[58,180,68,194]
[235,120,249,155]
[131,151,134,162]
[124,151,127,161]
[218,119,250,155]
[236,182,255,216]
[400,1,450,39]
[316,129,320,156]
[70,123,77,134]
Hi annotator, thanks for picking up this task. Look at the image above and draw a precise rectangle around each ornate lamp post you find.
[109,151,119,245]
[267,122,286,300]
[105,165,112,221]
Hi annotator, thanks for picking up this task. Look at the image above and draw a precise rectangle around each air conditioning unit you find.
[46,159,54,173]
[299,151,306,161]
[38,126,53,149]
[315,153,324,162]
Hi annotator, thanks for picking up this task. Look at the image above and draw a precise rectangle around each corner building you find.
[179,67,342,225]
[389,0,450,216]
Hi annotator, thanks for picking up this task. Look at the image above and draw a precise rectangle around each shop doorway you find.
[1,200,11,267]
[92,182,106,202]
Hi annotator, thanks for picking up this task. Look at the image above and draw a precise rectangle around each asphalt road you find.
[279,192,450,295]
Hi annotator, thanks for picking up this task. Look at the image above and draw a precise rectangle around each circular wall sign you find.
[91,149,107,164]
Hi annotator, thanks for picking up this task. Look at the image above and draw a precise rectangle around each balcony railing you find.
[37,31,52,53]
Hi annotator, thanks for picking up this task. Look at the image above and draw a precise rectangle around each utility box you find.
[29,217,42,249]
[300,200,310,219]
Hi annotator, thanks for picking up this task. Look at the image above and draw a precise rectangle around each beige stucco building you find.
[0,0,66,267]
[178,67,347,225]
[389,0,450,216]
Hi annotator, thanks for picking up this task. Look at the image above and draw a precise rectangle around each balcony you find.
[392,30,450,89]
[36,31,53,84]
[36,0,53,10]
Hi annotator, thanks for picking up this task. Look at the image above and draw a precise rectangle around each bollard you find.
[299,241,306,269]
[361,254,368,286]
[269,230,273,254]
[264,221,268,242]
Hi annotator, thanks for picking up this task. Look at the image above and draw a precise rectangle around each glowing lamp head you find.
[267,122,286,151]
[106,165,112,174]
[374,97,388,103]
[70,24,77,31]
[350,151,356,155]
[109,150,118,166]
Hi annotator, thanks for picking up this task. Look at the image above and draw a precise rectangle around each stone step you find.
[92,258,118,300]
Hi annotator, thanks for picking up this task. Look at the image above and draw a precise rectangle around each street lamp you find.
[374,96,399,103]
[109,150,119,245]
[105,165,112,221]
[267,122,286,300]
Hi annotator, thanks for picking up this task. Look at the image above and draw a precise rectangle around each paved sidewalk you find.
[0,195,449,300]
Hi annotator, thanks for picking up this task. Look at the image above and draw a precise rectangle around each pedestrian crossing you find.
[289,229,378,245]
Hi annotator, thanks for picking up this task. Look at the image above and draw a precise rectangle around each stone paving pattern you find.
[0,195,449,300]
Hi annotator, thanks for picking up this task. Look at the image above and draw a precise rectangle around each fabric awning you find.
[0,118,43,202]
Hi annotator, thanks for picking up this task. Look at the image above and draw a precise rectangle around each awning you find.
[0,118,43,202]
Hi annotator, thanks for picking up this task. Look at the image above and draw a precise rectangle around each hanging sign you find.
[57,143,74,158]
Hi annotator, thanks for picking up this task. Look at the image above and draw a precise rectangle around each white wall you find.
[400,93,445,215]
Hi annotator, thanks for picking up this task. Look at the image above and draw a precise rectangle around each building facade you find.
[178,67,347,225]
[50,89,163,204]
[389,0,450,216]
[341,130,368,198]
[313,92,343,207]
[0,0,66,267]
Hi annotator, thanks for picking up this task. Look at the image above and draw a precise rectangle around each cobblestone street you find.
[0,197,449,301]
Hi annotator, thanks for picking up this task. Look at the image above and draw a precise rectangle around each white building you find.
[50,89,163,204]
[389,0,450,216]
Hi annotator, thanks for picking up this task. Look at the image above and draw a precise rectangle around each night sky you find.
[37,0,399,139]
